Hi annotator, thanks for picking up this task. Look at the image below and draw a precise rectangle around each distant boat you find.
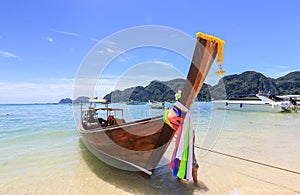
[212,94,299,112]
[126,101,147,105]
[149,101,165,109]
[78,32,224,175]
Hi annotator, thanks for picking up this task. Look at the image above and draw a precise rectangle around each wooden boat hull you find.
[78,116,175,175]
[77,32,224,176]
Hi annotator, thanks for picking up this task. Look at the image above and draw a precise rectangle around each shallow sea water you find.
[0,103,299,194]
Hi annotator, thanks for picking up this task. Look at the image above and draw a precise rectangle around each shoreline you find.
[1,103,299,194]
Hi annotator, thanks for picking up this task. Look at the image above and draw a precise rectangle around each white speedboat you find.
[149,101,165,109]
[212,94,296,113]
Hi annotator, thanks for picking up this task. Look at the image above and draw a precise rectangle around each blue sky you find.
[0,0,299,103]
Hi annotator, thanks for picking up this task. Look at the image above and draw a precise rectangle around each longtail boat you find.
[78,32,225,175]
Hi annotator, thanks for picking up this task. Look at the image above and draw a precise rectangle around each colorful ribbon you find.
[163,101,195,181]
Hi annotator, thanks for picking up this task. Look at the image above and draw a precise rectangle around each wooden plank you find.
[180,38,207,109]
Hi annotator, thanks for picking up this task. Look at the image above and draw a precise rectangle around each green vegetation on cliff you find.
[210,71,300,99]
[80,71,300,103]
[103,71,300,102]
[275,71,300,95]
[104,79,212,102]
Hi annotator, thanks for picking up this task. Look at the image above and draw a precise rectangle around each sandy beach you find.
[0,103,299,194]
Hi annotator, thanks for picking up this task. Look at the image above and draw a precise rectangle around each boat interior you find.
[81,104,126,130]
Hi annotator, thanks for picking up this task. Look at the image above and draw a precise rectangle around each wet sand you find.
[1,104,299,194]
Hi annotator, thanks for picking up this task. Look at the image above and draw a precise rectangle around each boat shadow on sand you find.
[79,140,208,194]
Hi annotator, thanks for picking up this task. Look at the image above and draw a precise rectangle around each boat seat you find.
[115,118,126,125]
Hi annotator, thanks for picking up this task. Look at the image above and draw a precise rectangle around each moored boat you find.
[78,31,225,175]
[212,94,297,112]
[149,101,165,109]
[126,101,148,105]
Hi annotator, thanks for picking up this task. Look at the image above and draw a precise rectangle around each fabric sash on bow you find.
[163,101,194,181]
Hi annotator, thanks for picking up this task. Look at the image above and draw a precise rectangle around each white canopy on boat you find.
[88,98,107,103]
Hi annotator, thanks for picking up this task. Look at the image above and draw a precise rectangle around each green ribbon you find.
[177,119,190,178]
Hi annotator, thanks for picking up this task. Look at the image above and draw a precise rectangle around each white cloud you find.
[53,29,80,37]
[152,61,172,67]
[89,37,100,42]
[46,37,54,42]
[96,47,124,55]
[274,65,291,69]
[106,47,115,53]
[0,51,19,58]
[254,63,295,79]
[102,40,117,46]
[0,79,74,104]
[99,61,184,91]
[272,71,293,78]
[96,50,104,54]
[118,57,127,62]
[95,76,119,98]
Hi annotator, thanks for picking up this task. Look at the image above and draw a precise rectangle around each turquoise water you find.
[0,103,299,194]
[0,104,78,193]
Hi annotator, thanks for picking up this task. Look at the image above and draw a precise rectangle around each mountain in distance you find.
[58,98,72,104]
[210,71,300,100]
[72,96,90,103]
[104,79,184,103]
[103,71,300,102]
[58,96,89,104]
[275,71,300,95]
[103,78,212,102]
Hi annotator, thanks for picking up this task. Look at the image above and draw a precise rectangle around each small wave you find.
[0,128,26,134]
[0,113,11,117]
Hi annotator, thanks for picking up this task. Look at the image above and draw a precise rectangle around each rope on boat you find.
[194,146,300,175]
